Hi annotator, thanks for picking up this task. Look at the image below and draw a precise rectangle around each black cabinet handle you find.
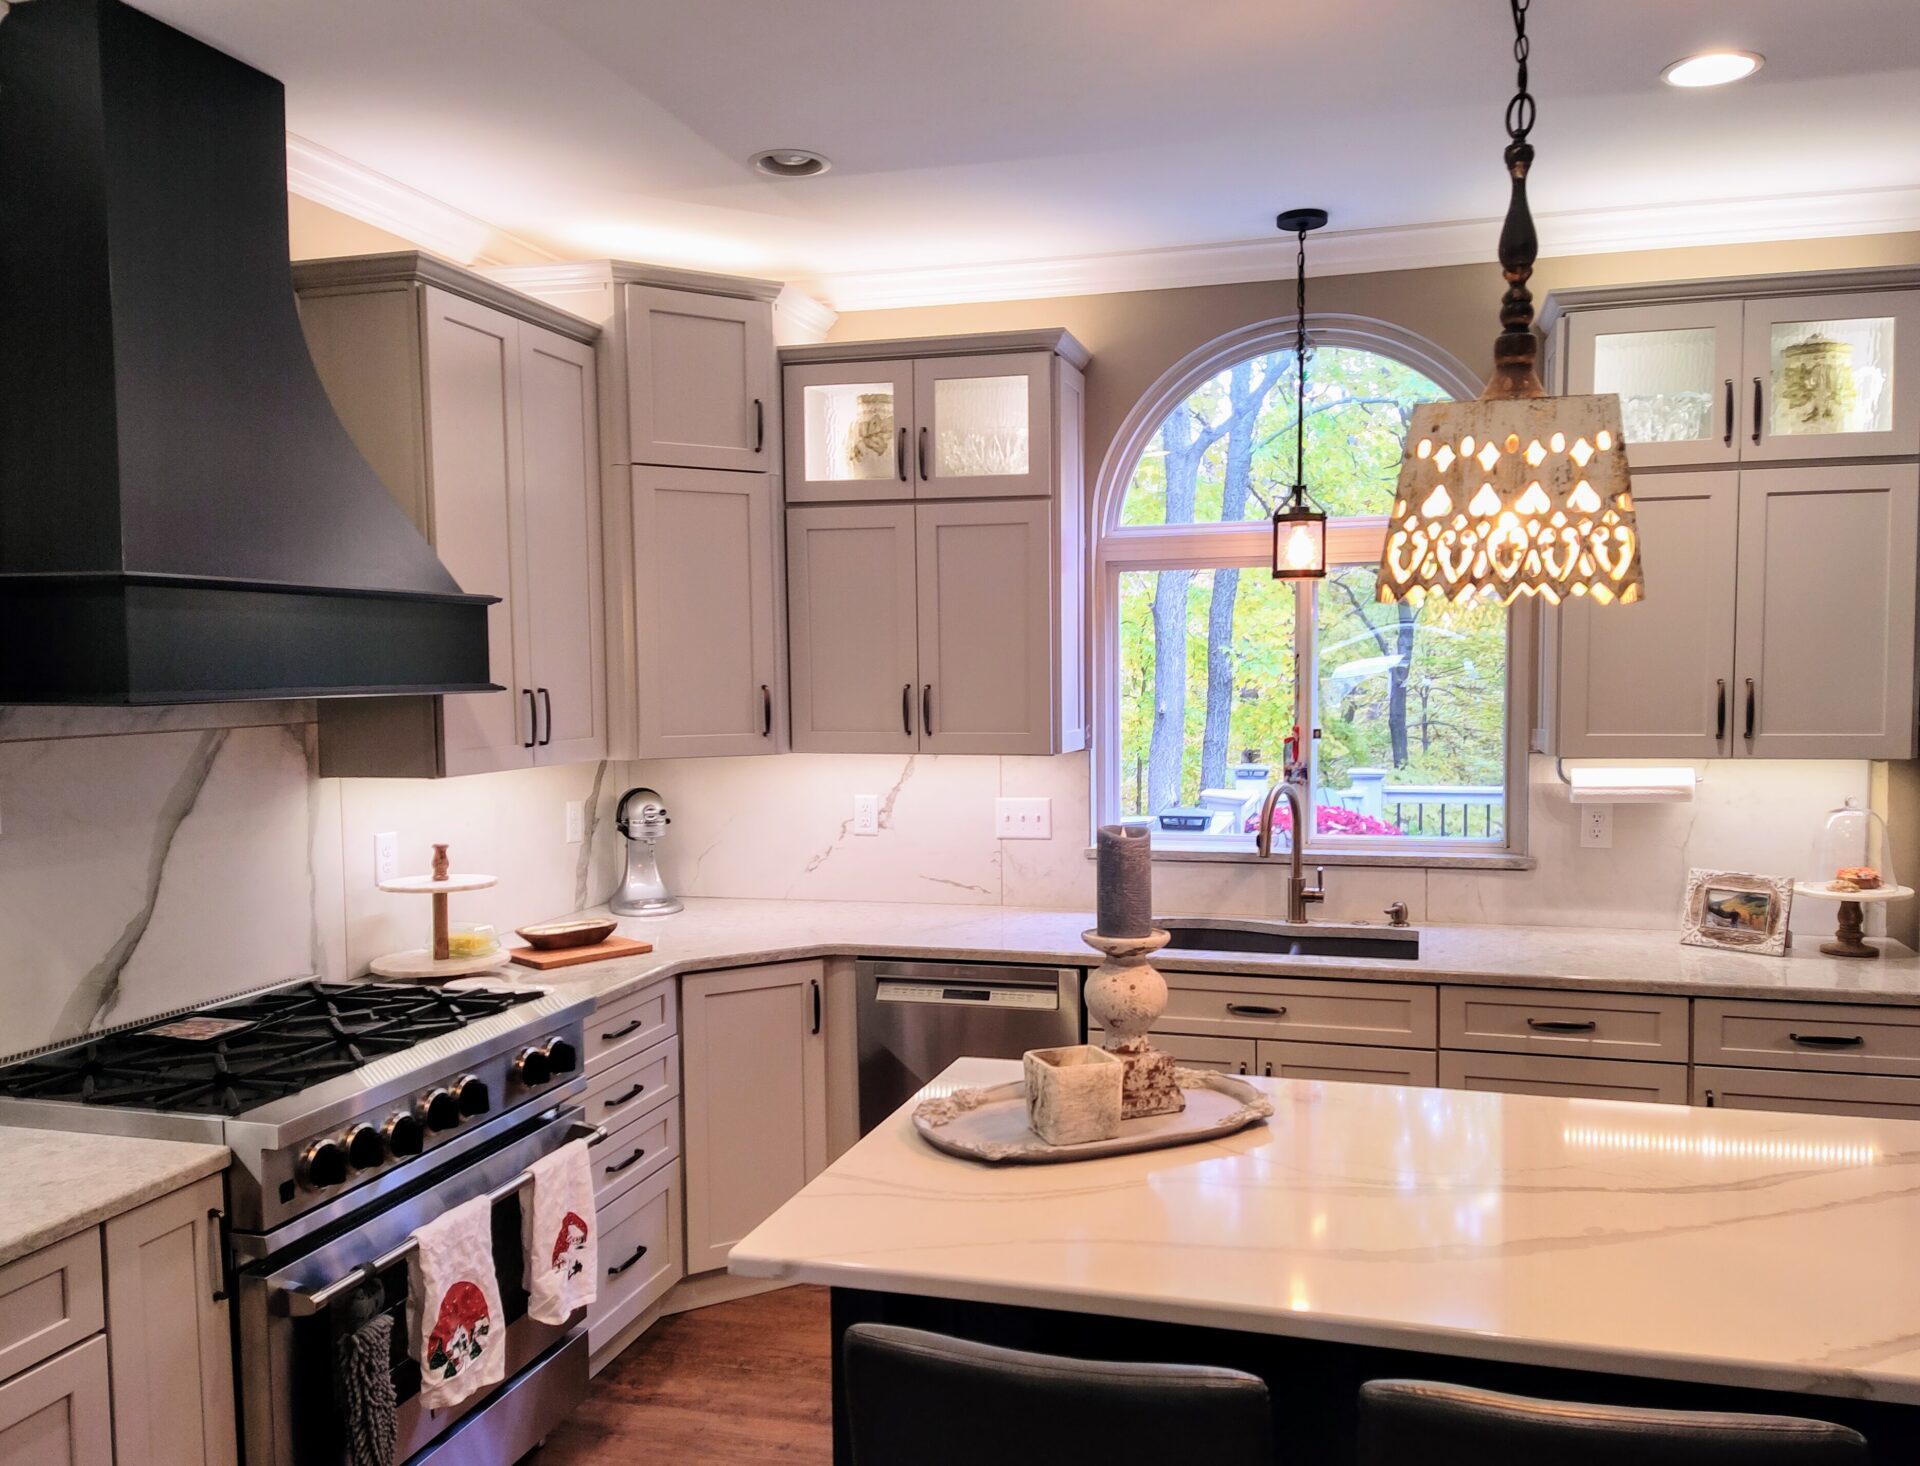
[1752,377,1763,445]
[917,426,929,480]
[207,1208,227,1304]
[896,427,908,482]
[922,684,933,735]
[753,398,765,453]
[1722,379,1734,447]
[603,1083,647,1110]
[1526,1017,1598,1033]
[1790,1032,1865,1048]
[601,1018,643,1042]
[1715,678,1727,741]
[538,687,552,746]
[902,682,914,736]
[1226,1003,1287,1018]
[810,978,822,1035]
[605,1147,648,1176]
[1235,1062,1248,1075]
[1703,1088,1716,1107]
[522,689,536,748]
[761,684,773,737]
[1744,677,1756,741]
[1263,1061,1274,1077]
[608,1243,650,1278]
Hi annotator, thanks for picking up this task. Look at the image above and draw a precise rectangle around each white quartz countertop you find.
[732,1057,1920,1405]
[482,897,1920,1008]
[0,1127,229,1268]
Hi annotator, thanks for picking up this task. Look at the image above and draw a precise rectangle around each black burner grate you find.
[0,982,539,1115]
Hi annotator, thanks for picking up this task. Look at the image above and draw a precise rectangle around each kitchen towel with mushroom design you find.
[521,1138,597,1324]
[407,1194,505,1409]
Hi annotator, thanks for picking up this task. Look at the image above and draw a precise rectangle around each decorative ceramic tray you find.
[912,1069,1273,1165]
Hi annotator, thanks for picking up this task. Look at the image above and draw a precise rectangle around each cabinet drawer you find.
[1439,1051,1687,1104]
[0,1334,112,1464]
[586,1163,682,1352]
[594,1103,680,1209]
[0,1232,103,1385]
[1694,999,1920,1077]
[1160,973,1435,1049]
[1258,1040,1437,1088]
[584,1036,678,1127]
[1694,1065,1920,1121]
[587,978,678,1072]
[1098,1031,1255,1075]
[1440,985,1688,1062]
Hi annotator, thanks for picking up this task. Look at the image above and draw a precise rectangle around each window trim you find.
[1090,312,1534,865]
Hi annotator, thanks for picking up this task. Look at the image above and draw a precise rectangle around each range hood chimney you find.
[0,0,495,704]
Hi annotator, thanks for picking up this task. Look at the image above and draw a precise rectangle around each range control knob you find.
[298,1138,348,1190]
[417,1087,460,1132]
[511,1046,552,1087]
[454,1075,491,1117]
[541,1038,578,1075]
[382,1111,426,1158]
[342,1123,385,1171]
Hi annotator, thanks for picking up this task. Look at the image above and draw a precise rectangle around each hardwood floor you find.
[538,1287,832,1464]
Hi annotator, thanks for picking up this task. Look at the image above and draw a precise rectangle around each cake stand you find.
[1790,882,1915,959]
[370,842,506,979]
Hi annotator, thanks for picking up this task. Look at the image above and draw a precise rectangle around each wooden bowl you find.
[515,918,618,950]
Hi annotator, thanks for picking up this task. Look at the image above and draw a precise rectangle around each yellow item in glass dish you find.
[446,923,499,959]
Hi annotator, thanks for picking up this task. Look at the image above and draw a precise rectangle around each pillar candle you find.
[1096,824,1153,938]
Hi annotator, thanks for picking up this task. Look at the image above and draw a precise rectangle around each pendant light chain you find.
[1505,0,1535,144]
[1292,223,1309,506]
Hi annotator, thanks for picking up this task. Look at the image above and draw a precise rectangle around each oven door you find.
[238,1104,592,1466]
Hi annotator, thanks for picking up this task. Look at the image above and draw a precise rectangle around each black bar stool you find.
[1359,1380,1867,1465]
[842,1323,1275,1465]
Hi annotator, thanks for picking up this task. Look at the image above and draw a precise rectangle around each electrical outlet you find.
[565,800,585,844]
[853,793,880,836]
[375,831,399,884]
[996,796,1052,840]
[1580,803,1613,849]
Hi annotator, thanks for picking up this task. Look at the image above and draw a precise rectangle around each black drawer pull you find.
[603,1083,648,1109]
[601,1018,644,1042]
[1225,1003,1286,1018]
[1526,1018,1597,1033]
[608,1244,650,1278]
[1789,1032,1864,1048]
[605,1147,648,1176]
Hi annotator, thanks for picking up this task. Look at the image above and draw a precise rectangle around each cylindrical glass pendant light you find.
[1272,207,1328,581]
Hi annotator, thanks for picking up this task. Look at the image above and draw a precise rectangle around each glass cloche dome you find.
[1807,798,1896,893]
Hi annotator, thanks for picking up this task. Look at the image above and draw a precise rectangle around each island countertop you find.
[731,1057,1920,1406]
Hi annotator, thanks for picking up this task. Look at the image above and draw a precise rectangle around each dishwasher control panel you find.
[876,981,1059,1008]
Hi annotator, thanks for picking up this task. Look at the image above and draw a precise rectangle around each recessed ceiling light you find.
[750,148,831,179]
[1661,50,1764,88]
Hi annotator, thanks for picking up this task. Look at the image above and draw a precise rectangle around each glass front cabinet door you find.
[1566,301,1744,467]
[1742,291,1919,462]
[782,359,916,503]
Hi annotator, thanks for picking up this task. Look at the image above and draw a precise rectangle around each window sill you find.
[1082,843,1534,872]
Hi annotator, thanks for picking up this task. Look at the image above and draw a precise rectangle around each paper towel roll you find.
[1567,767,1697,804]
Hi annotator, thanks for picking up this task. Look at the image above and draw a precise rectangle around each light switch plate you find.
[996,796,1052,840]
[1580,803,1613,849]
[565,800,585,844]
[375,831,399,884]
[853,794,880,836]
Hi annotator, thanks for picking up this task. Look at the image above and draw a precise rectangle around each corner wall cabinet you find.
[296,254,606,777]
[1545,268,1920,760]
[781,331,1089,755]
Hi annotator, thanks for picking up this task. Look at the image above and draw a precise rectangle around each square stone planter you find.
[1023,1044,1124,1146]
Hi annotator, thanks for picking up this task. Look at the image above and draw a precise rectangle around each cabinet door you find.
[912,352,1052,498]
[784,360,916,503]
[1742,291,1920,461]
[104,1175,238,1466]
[0,1335,113,1466]
[787,504,920,753]
[625,286,774,472]
[1258,1040,1438,1088]
[421,286,533,773]
[518,326,606,765]
[1566,301,1743,467]
[1694,1065,1920,1122]
[1558,471,1738,757]
[1438,1051,1686,1104]
[1734,463,1919,758]
[682,962,828,1274]
[916,499,1055,754]
[632,467,781,757]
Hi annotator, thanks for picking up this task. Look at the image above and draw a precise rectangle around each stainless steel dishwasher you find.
[855,959,1083,1133]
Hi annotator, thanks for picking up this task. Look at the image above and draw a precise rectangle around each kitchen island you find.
[733,1057,1920,1461]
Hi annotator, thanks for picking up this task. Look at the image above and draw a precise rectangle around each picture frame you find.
[1680,869,1794,956]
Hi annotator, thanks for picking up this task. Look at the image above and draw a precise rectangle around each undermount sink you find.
[1158,917,1419,961]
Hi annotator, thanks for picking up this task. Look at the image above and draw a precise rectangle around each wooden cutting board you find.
[509,936,654,970]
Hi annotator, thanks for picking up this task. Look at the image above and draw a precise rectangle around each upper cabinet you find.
[626,285,776,472]
[1741,292,1919,463]
[1566,301,1744,468]
[295,254,605,777]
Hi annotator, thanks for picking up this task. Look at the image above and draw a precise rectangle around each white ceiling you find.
[142,0,1920,308]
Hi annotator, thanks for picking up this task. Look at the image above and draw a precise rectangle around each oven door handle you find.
[275,1121,609,1317]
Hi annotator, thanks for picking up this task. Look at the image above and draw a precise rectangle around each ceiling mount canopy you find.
[1377,0,1642,608]
[1271,207,1330,581]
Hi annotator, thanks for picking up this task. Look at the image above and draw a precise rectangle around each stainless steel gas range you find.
[0,979,599,1465]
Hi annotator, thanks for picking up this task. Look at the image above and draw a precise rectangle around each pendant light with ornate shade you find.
[1376,0,1642,608]
[1271,207,1329,581]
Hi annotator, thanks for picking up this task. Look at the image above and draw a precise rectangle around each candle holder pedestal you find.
[1081,929,1184,1119]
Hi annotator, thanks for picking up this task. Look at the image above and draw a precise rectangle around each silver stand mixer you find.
[610,787,682,917]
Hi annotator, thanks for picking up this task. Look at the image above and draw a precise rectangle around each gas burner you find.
[0,981,540,1116]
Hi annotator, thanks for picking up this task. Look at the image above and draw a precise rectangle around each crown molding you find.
[285,134,561,268]
[771,283,839,345]
[807,185,1920,313]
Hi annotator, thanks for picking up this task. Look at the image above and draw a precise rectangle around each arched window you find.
[1094,317,1520,855]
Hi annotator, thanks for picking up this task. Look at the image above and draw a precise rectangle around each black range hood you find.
[0,0,495,704]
